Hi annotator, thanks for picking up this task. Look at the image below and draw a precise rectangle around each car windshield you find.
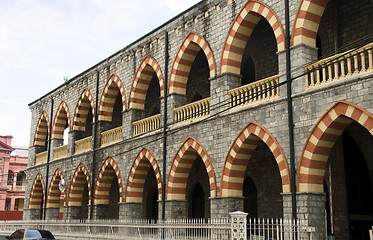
[26,229,55,239]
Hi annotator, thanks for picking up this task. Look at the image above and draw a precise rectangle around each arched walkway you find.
[297,101,373,192]
[168,32,216,95]
[129,56,164,110]
[46,169,65,209]
[33,111,50,147]
[291,0,329,47]
[125,147,162,203]
[221,122,290,197]
[166,137,216,200]
[72,89,95,131]
[220,0,285,74]
[67,163,91,207]
[98,74,127,122]
[51,101,71,139]
[28,173,45,210]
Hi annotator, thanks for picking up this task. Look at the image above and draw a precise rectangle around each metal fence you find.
[0,215,314,240]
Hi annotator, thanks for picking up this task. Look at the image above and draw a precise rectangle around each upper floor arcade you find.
[28,0,373,167]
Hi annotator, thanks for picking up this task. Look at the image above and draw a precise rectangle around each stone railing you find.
[133,114,161,136]
[228,75,279,109]
[35,151,47,165]
[174,98,210,124]
[304,42,373,89]
[74,136,92,154]
[101,126,122,146]
[53,145,67,160]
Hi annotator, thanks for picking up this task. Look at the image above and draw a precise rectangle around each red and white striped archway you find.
[72,89,95,131]
[67,163,91,207]
[46,168,65,208]
[33,111,50,147]
[28,173,45,209]
[51,101,71,139]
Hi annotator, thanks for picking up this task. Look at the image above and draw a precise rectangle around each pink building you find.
[0,135,27,219]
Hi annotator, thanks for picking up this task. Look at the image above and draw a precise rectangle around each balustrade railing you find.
[101,126,122,146]
[133,114,161,136]
[304,42,373,89]
[74,136,92,154]
[35,151,47,165]
[228,75,279,109]
[53,145,67,160]
[174,98,210,124]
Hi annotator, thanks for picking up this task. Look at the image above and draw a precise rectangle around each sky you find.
[0,0,200,147]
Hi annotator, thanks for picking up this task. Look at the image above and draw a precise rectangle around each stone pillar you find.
[45,207,60,220]
[65,206,87,220]
[92,204,109,219]
[210,197,244,219]
[67,131,77,156]
[122,109,144,139]
[164,200,187,219]
[28,145,45,166]
[95,121,111,147]
[209,73,241,115]
[119,202,142,219]
[161,94,187,126]
[283,192,326,240]
[230,211,248,240]
[23,208,42,220]
[50,138,63,160]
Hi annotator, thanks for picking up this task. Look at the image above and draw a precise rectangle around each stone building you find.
[0,135,27,219]
[25,0,373,239]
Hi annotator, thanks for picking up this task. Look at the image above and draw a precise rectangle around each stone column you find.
[92,204,109,219]
[23,208,42,220]
[95,121,111,147]
[122,109,144,139]
[67,131,77,156]
[163,200,187,219]
[283,192,326,240]
[210,197,244,219]
[119,202,142,219]
[161,94,187,126]
[28,145,45,166]
[209,73,241,115]
[50,138,63,160]
[230,211,248,240]
[45,207,60,220]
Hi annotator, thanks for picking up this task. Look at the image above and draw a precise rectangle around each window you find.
[14,199,19,211]
[5,198,11,211]
[7,170,14,185]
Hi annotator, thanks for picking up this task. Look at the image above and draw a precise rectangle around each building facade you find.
[0,136,27,219]
[25,0,373,239]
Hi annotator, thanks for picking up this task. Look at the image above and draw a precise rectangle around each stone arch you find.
[46,168,65,208]
[297,101,373,192]
[93,156,124,204]
[72,89,95,131]
[67,163,91,207]
[28,173,45,209]
[166,137,216,200]
[129,56,165,110]
[291,0,329,47]
[98,74,127,122]
[33,111,50,146]
[168,32,216,95]
[125,147,162,203]
[51,101,71,139]
[220,0,285,74]
[221,122,290,197]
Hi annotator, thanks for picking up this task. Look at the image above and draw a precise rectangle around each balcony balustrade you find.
[228,75,279,109]
[101,126,122,146]
[174,98,210,124]
[74,136,92,154]
[304,42,373,89]
[133,114,161,136]
[53,145,67,160]
[35,151,47,165]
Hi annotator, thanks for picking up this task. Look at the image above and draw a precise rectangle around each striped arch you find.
[166,137,217,200]
[46,168,65,208]
[72,89,95,131]
[67,163,91,207]
[93,157,124,204]
[298,101,373,192]
[220,0,285,74]
[291,0,329,47]
[98,74,127,122]
[33,111,50,146]
[125,148,162,203]
[51,101,71,139]
[28,173,45,209]
[129,56,165,110]
[221,122,290,197]
[168,32,216,95]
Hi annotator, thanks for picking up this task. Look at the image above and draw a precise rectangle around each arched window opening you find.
[144,74,161,118]
[7,170,14,186]
[191,183,205,219]
[243,177,258,218]
[108,174,119,219]
[80,182,89,219]
[186,49,210,104]
[240,17,278,86]
[112,93,123,129]
[79,106,93,140]
[142,167,159,221]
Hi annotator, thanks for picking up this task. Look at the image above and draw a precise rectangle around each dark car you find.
[5,229,55,240]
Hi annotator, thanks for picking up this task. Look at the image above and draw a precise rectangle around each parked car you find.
[5,229,55,240]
